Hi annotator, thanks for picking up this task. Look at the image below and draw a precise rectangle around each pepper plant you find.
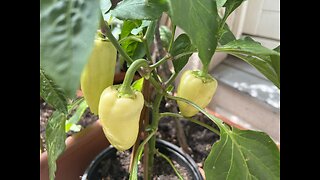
[40,0,280,179]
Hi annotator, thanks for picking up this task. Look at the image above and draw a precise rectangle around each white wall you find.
[242,0,280,49]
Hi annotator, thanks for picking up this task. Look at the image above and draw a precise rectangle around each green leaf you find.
[40,68,68,114]
[111,0,168,20]
[217,37,280,88]
[168,95,280,180]
[270,46,280,81]
[166,85,174,92]
[40,0,100,98]
[111,24,122,40]
[168,0,219,68]
[159,25,172,50]
[233,53,280,89]
[143,20,157,59]
[67,97,84,113]
[65,100,88,132]
[170,34,193,73]
[222,0,245,22]
[123,41,139,59]
[121,20,142,38]
[132,43,146,60]
[273,45,280,52]
[100,0,112,14]
[132,78,144,92]
[204,128,280,180]
[120,20,142,57]
[218,37,280,56]
[46,111,67,180]
[68,97,84,114]
[119,20,155,60]
[217,0,228,7]
[133,20,156,60]
[145,20,157,44]
[131,20,151,35]
[219,23,236,45]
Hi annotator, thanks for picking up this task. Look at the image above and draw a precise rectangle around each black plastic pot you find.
[82,139,204,180]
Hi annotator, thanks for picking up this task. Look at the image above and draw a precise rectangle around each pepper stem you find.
[201,63,209,75]
[118,59,149,97]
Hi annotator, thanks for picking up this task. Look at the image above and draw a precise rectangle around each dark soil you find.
[95,150,191,180]
[40,99,98,151]
[40,100,54,151]
[40,98,219,179]
[157,115,219,166]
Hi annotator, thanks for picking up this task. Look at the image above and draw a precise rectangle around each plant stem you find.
[148,73,163,91]
[155,51,197,88]
[166,100,192,154]
[118,36,143,44]
[155,149,183,180]
[103,20,164,92]
[143,24,153,62]
[202,65,209,74]
[129,130,156,180]
[173,51,196,60]
[147,93,164,179]
[118,59,148,96]
[130,80,151,173]
[174,118,192,154]
[143,20,156,62]
[141,80,151,180]
[165,72,177,88]
[154,19,166,58]
[150,52,194,69]
[166,94,226,131]
[149,55,171,69]
[150,50,196,83]
[160,112,220,135]
[103,21,134,64]
[102,19,193,93]
[167,24,176,52]
[144,21,156,42]
[150,50,196,85]
[143,38,153,62]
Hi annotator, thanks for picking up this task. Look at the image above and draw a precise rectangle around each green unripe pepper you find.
[177,70,218,117]
[80,38,117,115]
[99,85,144,151]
